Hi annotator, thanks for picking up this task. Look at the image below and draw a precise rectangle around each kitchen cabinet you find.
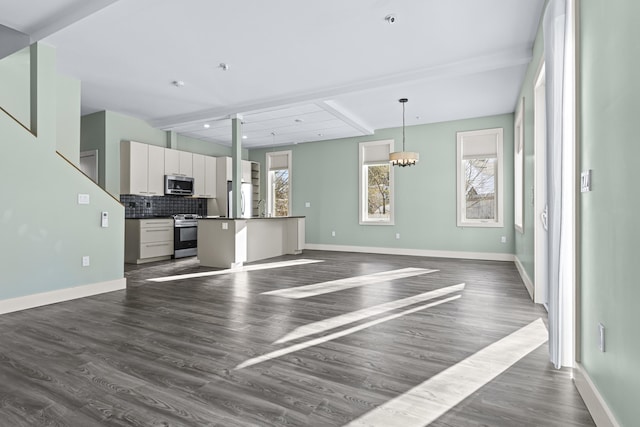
[165,148,193,176]
[125,218,174,264]
[120,141,164,196]
[193,154,217,198]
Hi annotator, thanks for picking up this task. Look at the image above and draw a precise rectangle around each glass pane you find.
[366,164,391,221]
[270,169,289,217]
[464,158,496,220]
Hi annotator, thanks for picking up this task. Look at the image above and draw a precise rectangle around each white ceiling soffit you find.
[0,0,121,41]
[27,0,545,148]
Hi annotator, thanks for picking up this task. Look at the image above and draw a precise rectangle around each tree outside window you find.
[464,158,496,220]
[270,169,289,217]
[366,164,391,221]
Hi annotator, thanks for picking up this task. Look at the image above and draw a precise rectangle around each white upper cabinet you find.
[204,155,217,198]
[121,141,165,196]
[164,148,180,176]
[242,160,252,183]
[147,145,165,195]
[164,148,192,176]
[179,151,193,177]
[193,154,217,199]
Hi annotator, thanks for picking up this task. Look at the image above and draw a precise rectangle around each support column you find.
[231,115,243,218]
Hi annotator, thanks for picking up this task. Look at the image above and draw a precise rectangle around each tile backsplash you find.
[121,194,208,218]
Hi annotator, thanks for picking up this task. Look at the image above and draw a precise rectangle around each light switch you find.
[101,211,109,228]
[581,170,592,192]
[222,222,228,230]
[305,202,311,208]
[78,193,90,204]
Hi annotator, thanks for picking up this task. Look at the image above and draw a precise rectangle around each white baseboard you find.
[304,243,515,262]
[574,363,619,427]
[514,256,534,299]
[0,278,127,315]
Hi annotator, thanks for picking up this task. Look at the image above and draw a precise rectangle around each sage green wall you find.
[81,112,241,197]
[250,114,515,255]
[514,16,545,283]
[0,43,124,300]
[55,74,81,165]
[0,46,30,128]
[579,1,640,425]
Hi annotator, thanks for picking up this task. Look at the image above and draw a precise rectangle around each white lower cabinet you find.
[125,219,174,264]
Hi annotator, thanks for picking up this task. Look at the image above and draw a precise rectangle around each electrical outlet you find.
[305,202,311,208]
[598,323,606,352]
[501,236,507,243]
[222,222,229,230]
[331,230,336,237]
[82,256,90,267]
[396,233,400,239]
[78,193,90,205]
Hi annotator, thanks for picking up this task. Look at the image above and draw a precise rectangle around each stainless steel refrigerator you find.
[227,181,252,218]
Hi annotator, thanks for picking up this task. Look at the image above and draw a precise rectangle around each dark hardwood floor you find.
[0,251,594,426]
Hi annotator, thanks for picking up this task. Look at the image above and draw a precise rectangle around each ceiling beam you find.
[150,45,533,131]
[317,101,374,136]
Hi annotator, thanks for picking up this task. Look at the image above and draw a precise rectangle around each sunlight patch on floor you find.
[261,268,439,299]
[147,259,324,282]
[276,283,465,344]
[344,318,549,427]
[235,295,460,370]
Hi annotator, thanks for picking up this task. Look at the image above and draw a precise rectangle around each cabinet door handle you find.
[145,243,170,247]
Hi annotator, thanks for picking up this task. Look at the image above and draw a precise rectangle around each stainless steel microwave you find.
[164,175,194,195]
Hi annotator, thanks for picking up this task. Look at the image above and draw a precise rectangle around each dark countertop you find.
[126,216,174,220]
[198,216,305,220]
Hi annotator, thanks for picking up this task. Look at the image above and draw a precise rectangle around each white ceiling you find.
[0,0,545,148]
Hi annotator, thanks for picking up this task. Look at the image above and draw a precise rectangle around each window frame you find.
[514,98,525,233]
[456,128,504,228]
[359,140,395,225]
[266,150,292,217]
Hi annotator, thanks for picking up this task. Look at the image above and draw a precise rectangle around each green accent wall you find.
[514,17,545,284]
[56,74,81,165]
[579,1,640,425]
[250,114,515,255]
[0,43,124,300]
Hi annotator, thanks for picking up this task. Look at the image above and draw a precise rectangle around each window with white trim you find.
[456,128,504,227]
[359,140,394,225]
[266,150,292,217]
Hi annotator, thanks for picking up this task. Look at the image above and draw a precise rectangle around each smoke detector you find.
[385,14,397,24]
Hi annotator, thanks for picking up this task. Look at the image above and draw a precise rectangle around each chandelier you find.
[389,98,419,167]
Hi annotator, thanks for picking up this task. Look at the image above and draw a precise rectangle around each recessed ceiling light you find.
[203,123,210,129]
[317,133,323,137]
[295,119,304,123]
[242,135,248,139]
[415,115,421,120]
[219,63,230,71]
[171,80,185,88]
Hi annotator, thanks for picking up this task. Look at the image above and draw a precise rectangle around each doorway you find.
[80,150,98,183]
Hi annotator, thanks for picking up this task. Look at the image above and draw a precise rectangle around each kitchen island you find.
[197,216,305,268]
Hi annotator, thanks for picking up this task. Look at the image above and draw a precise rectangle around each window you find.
[359,140,394,225]
[514,98,525,233]
[456,128,504,227]
[266,150,292,217]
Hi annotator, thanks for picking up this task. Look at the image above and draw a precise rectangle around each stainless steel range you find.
[173,214,199,258]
